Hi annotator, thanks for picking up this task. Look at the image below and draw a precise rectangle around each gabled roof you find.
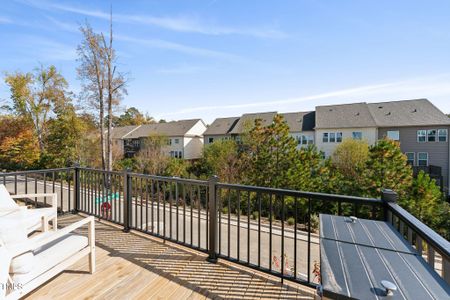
[281,111,315,132]
[111,125,139,139]
[315,103,377,129]
[203,117,239,135]
[121,119,202,139]
[367,99,450,127]
[229,112,277,134]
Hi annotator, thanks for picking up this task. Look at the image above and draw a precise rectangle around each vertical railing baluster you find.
[428,245,435,268]
[294,197,298,279]
[157,180,160,235]
[169,181,172,239]
[237,190,241,261]
[281,195,285,280]
[228,189,231,258]
[218,188,221,254]
[190,184,193,245]
[146,178,149,232]
[197,185,201,248]
[25,174,28,194]
[258,192,261,268]
[183,183,186,244]
[307,197,312,283]
[43,172,47,206]
[150,179,154,234]
[176,180,179,241]
[269,194,273,272]
[14,174,17,195]
[247,191,250,264]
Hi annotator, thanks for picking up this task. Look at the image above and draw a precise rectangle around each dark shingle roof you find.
[229,112,277,134]
[281,111,315,132]
[368,99,450,127]
[315,103,377,129]
[204,117,239,135]
[122,119,202,138]
[111,125,139,139]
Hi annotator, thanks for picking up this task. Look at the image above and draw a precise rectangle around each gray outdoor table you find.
[319,214,450,300]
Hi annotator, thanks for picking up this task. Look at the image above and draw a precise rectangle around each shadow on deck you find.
[26,214,316,299]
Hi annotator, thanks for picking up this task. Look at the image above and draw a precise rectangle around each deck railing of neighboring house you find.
[1,166,449,288]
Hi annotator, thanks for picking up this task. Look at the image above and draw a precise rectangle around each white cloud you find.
[156,74,450,121]
[156,64,205,75]
[21,0,287,38]
[0,16,12,24]
[115,35,244,62]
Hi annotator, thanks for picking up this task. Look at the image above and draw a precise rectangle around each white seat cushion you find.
[12,234,88,285]
[0,184,18,210]
[2,207,56,233]
[0,245,11,299]
[0,213,34,274]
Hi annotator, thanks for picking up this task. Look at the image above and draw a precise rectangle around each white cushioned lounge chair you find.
[0,215,95,300]
[0,184,57,233]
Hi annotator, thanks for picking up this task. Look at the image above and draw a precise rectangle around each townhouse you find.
[315,99,450,194]
[111,119,207,160]
[204,111,315,148]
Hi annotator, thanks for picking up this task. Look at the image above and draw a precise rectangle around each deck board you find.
[25,214,315,300]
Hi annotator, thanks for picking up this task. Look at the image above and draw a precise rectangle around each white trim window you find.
[352,131,362,140]
[387,130,399,141]
[417,152,428,166]
[322,133,329,143]
[405,152,415,165]
[329,132,336,143]
[174,138,180,144]
[336,132,342,143]
[427,129,436,142]
[438,129,448,142]
[208,137,214,143]
[417,130,426,143]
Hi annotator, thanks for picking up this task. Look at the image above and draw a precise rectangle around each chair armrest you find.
[11,193,58,208]
[9,216,95,258]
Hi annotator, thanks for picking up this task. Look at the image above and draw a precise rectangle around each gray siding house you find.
[368,99,450,193]
[203,117,239,145]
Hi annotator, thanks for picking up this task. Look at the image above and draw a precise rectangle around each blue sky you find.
[1,0,450,123]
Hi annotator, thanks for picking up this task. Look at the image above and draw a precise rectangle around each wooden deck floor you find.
[25,214,316,300]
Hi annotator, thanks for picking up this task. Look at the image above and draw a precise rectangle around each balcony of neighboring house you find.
[123,138,141,158]
[412,165,444,188]
[1,167,449,299]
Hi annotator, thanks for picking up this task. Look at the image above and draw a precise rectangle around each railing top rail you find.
[217,182,383,204]
[387,202,450,259]
[0,167,74,176]
[127,172,209,186]
[78,167,123,176]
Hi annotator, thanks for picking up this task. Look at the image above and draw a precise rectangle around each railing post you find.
[73,164,80,213]
[208,175,219,262]
[381,189,397,223]
[123,168,132,233]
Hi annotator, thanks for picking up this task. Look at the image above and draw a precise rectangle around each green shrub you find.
[251,211,259,220]
[287,217,295,226]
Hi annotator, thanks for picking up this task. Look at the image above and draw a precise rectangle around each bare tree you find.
[101,10,127,172]
[77,11,127,171]
[77,23,107,169]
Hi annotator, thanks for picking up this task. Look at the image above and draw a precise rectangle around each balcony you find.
[1,167,449,299]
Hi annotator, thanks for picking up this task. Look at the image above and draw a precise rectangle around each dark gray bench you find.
[319,214,450,299]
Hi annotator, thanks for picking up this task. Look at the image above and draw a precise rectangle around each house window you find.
[438,129,448,142]
[167,139,172,145]
[387,130,399,141]
[301,135,308,145]
[418,152,428,166]
[329,133,336,143]
[406,152,415,165]
[208,137,214,143]
[306,135,314,144]
[417,130,426,142]
[336,132,342,143]
[427,129,436,142]
[174,138,179,144]
[352,132,362,140]
[322,133,329,143]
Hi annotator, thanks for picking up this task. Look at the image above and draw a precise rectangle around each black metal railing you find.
[1,166,449,287]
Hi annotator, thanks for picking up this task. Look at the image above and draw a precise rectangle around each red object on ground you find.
[101,202,112,219]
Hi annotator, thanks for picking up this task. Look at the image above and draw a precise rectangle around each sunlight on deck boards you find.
[25,214,316,300]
